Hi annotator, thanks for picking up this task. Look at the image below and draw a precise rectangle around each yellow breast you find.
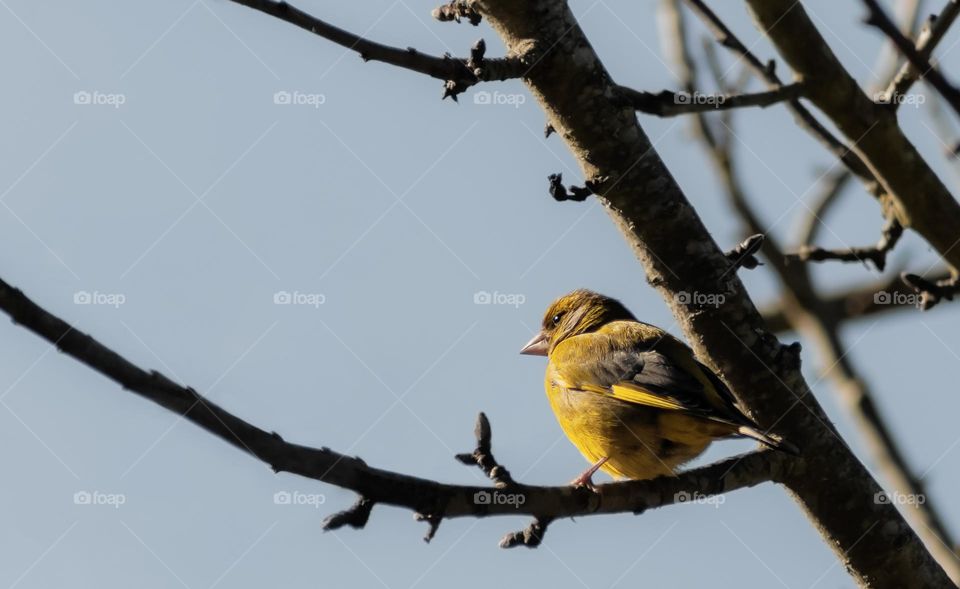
[544,368,718,480]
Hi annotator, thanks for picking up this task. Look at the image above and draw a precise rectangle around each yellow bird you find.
[521,289,797,487]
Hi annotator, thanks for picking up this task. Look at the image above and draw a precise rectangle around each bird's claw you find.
[569,457,608,492]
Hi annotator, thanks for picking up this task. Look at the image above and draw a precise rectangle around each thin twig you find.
[682,0,878,187]
[618,82,804,117]
[863,0,960,117]
[787,218,904,272]
[761,268,954,332]
[226,0,525,100]
[794,170,852,247]
[883,0,960,104]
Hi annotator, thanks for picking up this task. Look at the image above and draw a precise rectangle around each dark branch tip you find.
[548,172,592,202]
[415,512,443,543]
[322,496,375,531]
[725,234,765,271]
[499,517,552,549]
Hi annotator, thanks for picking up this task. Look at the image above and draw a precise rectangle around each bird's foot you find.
[569,457,608,491]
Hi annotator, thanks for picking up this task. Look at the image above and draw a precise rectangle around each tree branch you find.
[745,0,960,280]
[901,272,960,310]
[882,0,960,105]
[863,0,960,118]
[471,0,952,584]
[795,170,853,247]
[682,0,879,187]
[663,1,960,579]
[0,276,784,544]
[225,0,525,100]
[617,82,804,116]
[787,218,904,272]
[761,268,954,332]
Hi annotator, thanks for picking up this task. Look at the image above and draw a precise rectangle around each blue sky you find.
[2,1,959,587]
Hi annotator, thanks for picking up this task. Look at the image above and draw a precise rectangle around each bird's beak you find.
[519,331,549,356]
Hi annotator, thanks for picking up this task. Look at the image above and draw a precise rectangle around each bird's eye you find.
[552,313,562,325]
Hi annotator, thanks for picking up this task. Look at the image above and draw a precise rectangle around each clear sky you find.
[2,1,959,588]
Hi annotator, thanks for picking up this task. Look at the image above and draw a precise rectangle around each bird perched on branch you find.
[521,289,797,488]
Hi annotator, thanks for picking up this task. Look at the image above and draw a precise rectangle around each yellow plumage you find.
[521,289,795,483]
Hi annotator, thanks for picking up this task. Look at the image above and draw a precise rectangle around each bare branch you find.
[761,269,954,332]
[0,276,782,544]
[664,1,960,576]
[682,0,878,186]
[454,412,517,487]
[618,83,804,117]
[863,0,960,118]
[745,0,960,278]
[787,218,904,272]
[882,0,960,104]
[225,0,524,100]
[795,170,853,247]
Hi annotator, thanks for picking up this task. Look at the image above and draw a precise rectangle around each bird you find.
[520,289,797,488]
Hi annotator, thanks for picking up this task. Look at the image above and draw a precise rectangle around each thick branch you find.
[662,1,958,583]
[473,0,952,585]
[618,82,804,117]
[0,277,780,538]
[745,0,960,281]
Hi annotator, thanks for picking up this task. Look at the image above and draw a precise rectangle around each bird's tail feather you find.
[737,425,800,456]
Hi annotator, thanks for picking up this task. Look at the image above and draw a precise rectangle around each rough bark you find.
[474,0,953,586]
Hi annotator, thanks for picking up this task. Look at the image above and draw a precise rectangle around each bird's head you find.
[520,289,635,356]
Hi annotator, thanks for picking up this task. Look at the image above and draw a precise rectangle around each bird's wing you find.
[552,322,746,424]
